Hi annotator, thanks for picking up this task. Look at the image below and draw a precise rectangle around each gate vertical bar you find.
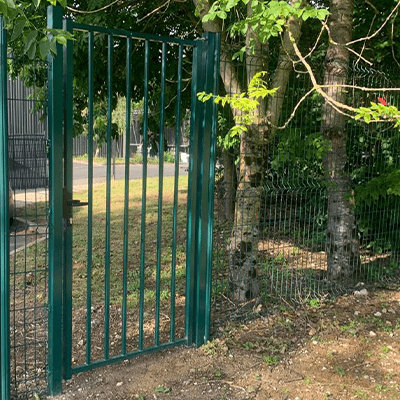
[47,5,65,396]
[63,17,74,381]
[186,32,220,347]
[170,44,184,342]
[155,42,167,347]
[104,33,113,361]
[86,30,95,366]
[121,37,132,356]
[185,37,201,346]
[138,40,150,350]
[0,16,10,400]
[200,32,220,341]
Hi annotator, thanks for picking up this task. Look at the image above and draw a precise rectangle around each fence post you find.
[47,5,64,396]
[186,32,220,347]
[62,17,73,381]
[0,16,10,400]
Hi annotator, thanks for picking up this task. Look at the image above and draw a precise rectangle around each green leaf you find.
[49,38,57,56]
[316,9,329,20]
[39,38,51,59]
[27,41,36,59]
[4,0,16,9]
[33,0,41,9]
[24,30,38,54]
[55,34,67,45]
[11,16,26,41]
[57,0,67,6]
[216,10,227,19]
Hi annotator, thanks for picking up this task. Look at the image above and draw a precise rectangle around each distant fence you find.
[7,77,48,190]
[9,135,48,190]
[72,126,189,158]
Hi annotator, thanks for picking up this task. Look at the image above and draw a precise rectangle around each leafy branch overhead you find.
[201,0,400,132]
[203,0,329,59]
[198,72,279,149]
[0,0,73,59]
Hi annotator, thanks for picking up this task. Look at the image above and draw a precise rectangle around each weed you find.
[248,386,258,393]
[155,386,171,394]
[308,298,321,308]
[214,368,222,378]
[202,340,220,356]
[323,392,332,400]
[381,345,391,354]
[303,376,312,385]
[340,320,358,336]
[334,366,345,377]
[353,389,368,398]
[385,371,394,380]
[263,355,280,365]
[244,341,255,349]
[291,246,300,255]
[138,396,146,400]
[365,350,373,357]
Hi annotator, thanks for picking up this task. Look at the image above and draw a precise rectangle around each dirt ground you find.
[49,287,400,400]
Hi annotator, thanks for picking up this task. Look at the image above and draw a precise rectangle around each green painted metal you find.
[71,339,187,375]
[186,32,220,347]
[86,30,95,366]
[71,22,196,46]
[62,17,74,381]
[170,44,184,342]
[104,33,114,361]
[47,5,65,396]
[44,13,220,390]
[139,39,150,351]
[121,37,132,356]
[0,16,10,400]
[200,33,220,341]
[155,42,167,347]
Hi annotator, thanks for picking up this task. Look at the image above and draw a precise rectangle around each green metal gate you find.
[1,5,220,398]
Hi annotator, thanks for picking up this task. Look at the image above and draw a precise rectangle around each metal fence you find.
[72,125,190,158]
[1,11,220,398]
[211,57,400,324]
[6,67,49,398]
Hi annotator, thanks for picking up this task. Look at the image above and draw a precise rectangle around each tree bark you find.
[227,2,304,301]
[193,0,304,301]
[322,0,360,279]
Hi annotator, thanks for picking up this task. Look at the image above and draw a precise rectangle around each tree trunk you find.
[322,0,360,279]
[194,0,304,301]
[221,148,236,223]
[228,2,304,301]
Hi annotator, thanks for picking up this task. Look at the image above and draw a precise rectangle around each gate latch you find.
[63,187,89,219]
[68,199,89,208]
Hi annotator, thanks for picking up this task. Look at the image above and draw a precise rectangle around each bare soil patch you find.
[50,288,400,400]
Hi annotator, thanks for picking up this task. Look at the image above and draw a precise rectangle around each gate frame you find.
[46,5,220,396]
[0,15,10,400]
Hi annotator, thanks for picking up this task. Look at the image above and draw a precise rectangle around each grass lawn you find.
[70,175,188,308]
[11,175,189,311]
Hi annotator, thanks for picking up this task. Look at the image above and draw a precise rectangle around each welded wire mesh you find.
[7,63,49,399]
[212,52,400,324]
